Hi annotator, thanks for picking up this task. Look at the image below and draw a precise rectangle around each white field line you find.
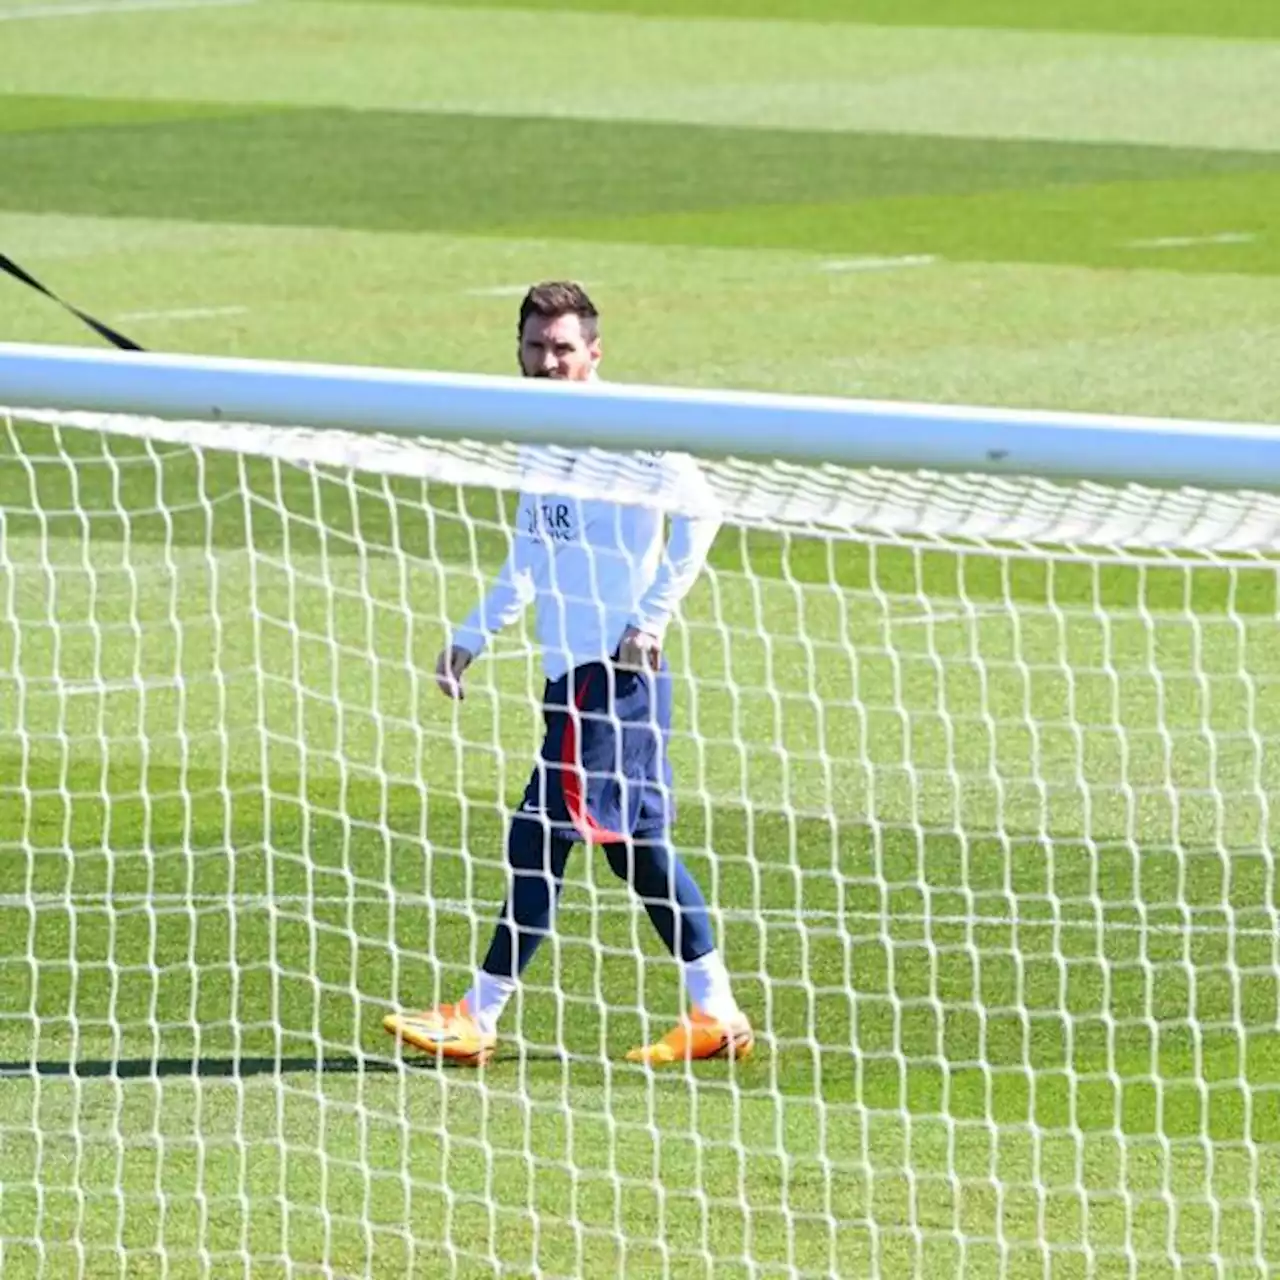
[117,305,248,323]
[4,891,1272,940]
[464,285,539,298]
[34,676,187,695]
[0,0,256,17]
[1127,233,1257,250]
[889,606,1009,626]
[820,255,938,273]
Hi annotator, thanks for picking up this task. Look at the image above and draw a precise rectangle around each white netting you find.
[28,406,1280,550]
[2,402,1278,1280]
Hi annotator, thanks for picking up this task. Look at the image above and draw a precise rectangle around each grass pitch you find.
[2,2,1280,1277]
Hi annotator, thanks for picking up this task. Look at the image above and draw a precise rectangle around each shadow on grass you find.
[0,1047,580,1081]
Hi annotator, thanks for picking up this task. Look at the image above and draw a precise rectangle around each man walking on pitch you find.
[383,281,752,1067]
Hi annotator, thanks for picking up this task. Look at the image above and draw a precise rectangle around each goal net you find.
[2,383,1278,1280]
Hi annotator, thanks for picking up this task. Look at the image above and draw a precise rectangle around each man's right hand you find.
[435,645,474,699]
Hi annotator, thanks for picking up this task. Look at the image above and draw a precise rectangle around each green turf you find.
[6,8,1279,154]
[3,2,1280,1276]
[3,101,1278,277]
[357,0,1280,39]
[0,96,258,136]
[4,214,1278,425]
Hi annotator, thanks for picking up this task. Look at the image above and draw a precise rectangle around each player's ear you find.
[589,337,602,367]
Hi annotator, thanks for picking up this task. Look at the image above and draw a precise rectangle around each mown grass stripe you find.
[334,0,1280,40]
[0,0,256,18]
[1,102,1278,276]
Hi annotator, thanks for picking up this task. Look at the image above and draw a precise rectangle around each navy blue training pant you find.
[481,659,715,976]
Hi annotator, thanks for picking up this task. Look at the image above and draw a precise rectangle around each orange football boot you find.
[383,1001,496,1066]
[626,1009,754,1066]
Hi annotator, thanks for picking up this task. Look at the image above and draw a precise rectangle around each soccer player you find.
[383,281,753,1067]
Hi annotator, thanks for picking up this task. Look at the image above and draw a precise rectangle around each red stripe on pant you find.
[559,671,628,844]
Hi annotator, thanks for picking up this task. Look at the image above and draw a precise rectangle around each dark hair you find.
[518,281,599,340]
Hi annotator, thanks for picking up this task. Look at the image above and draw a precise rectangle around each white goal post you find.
[2,340,1279,1280]
[7,339,1280,486]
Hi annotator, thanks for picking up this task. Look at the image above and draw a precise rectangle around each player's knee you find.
[507,813,565,874]
[603,840,634,884]
[605,837,672,891]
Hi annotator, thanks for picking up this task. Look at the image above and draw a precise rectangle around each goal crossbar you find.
[1,339,1277,490]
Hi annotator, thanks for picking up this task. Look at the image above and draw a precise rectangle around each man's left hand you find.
[618,626,662,670]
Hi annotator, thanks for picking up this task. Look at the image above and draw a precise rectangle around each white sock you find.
[463,970,517,1036]
[682,950,740,1022]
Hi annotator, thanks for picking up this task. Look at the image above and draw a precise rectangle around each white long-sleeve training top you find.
[451,447,722,681]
